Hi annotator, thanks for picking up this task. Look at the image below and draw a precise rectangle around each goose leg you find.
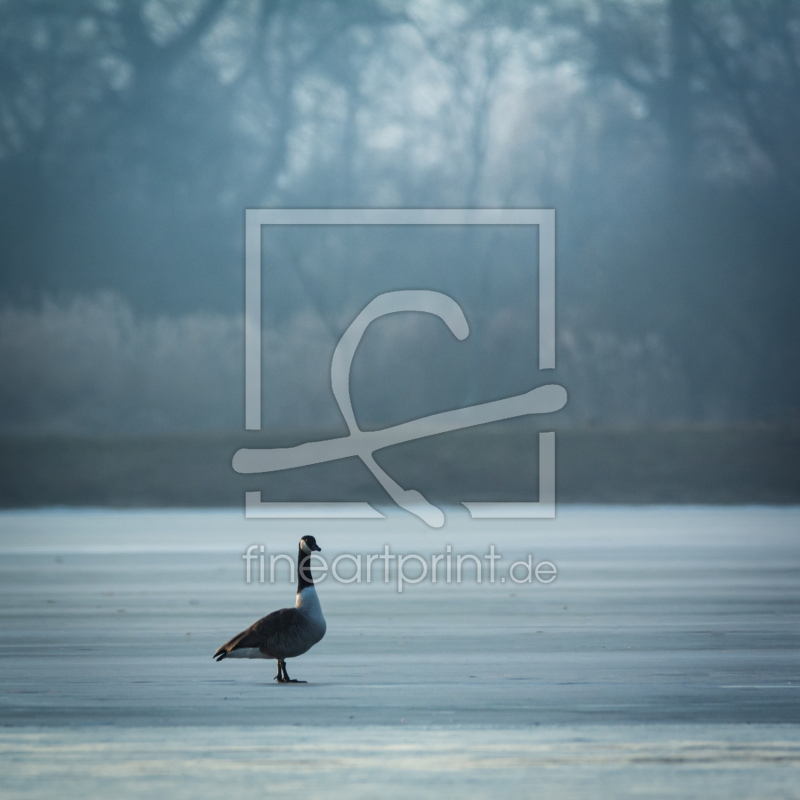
[274,661,286,683]
[281,661,306,684]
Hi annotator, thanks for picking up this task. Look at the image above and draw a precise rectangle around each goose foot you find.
[276,661,307,684]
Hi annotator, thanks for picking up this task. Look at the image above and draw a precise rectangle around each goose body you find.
[214,536,326,683]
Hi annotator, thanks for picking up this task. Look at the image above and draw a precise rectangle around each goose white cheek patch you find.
[300,541,312,555]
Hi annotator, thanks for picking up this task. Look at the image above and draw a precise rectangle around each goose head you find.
[300,535,322,554]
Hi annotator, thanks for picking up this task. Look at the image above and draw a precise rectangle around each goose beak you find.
[312,543,322,552]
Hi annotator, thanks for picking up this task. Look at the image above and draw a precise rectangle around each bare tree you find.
[549,0,800,196]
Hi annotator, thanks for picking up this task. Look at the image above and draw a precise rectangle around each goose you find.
[213,535,326,683]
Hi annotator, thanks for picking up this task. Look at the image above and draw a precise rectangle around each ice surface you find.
[1,506,799,797]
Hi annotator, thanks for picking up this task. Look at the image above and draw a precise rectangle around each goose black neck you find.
[297,547,315,593]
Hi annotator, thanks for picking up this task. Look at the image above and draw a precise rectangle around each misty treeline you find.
[0,0,798,433]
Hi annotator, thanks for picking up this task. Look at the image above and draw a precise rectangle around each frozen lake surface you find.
[1,506,799,798]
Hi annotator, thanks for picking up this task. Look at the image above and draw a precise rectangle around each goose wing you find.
[213,607,297,661]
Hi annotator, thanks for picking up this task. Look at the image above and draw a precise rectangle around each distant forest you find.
[1,1,799,434]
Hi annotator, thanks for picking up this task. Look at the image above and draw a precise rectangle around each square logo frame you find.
[238,208,561,524]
